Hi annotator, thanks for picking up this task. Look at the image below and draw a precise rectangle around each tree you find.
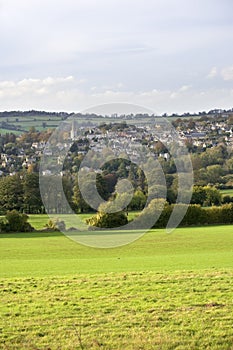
[128,190,147,211]
[204,186,222,206]
[191,186,222,206]
[62,174,74,210]
[191,186,207,205]
[206,165,224,184]
[72,177,92,213]
[0,175,24,214]
[96,173,108,200]
[136,167,147,192]
[117,161,128,178]
[23,173,42,213]
[103,173,117,194]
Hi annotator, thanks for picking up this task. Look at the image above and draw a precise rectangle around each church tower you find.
[70,119,76,140]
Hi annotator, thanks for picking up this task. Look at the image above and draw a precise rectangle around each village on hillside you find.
[0,110,232,177]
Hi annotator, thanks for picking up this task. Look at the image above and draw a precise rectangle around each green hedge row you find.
[150,203,233,228]
[137,200,233,228]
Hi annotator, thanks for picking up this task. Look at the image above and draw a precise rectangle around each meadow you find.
[220,188,233,197]
[0,114,63,133]
[0,114,188,134]
[0,221,233,349]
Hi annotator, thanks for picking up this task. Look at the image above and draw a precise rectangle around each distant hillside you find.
[0,108,232,134]
[0,110,71,134]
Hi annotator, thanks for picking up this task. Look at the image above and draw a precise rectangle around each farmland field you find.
[0,114,196,134]
[0,225,233,349]
[0,114,65,133]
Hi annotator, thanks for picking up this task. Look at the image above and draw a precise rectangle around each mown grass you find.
[28,214,50,230]
[1,226,233,277]
[0,225,233,349]
[28,212,139,231]
[220,188,233,197]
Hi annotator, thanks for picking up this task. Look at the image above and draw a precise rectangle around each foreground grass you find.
[1,271,233,349]
[1,226,233,277]
[1,226,233,349]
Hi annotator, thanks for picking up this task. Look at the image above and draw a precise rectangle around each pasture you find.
[0,114,190,134]
[0,114,63,133]
[0,224,233,349]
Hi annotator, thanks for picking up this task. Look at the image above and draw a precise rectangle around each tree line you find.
[0,169,231,216]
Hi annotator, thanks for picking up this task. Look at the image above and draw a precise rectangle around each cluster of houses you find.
[180,119,233,148]
[0,113,232,176]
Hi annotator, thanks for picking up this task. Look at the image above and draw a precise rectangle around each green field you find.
[1,224,233,349]
[0,128,22,135]
[0,114,194,134]
[220,189,233,197]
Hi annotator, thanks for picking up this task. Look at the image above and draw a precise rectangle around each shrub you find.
[205,207,222,225]
[222,195,233,204]
[0,210,34,232]
[154,201,173,228]
[86,199,129,229]
[44,218,66,231]
[136,199,168,229]
[216,203,233,224]
[137,201,233,228]
[181,204,206,226]
[86,211,128,228]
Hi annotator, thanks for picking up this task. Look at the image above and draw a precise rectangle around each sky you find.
[0,0,232,114]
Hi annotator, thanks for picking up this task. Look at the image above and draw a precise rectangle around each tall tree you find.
[23,173,42,213]
[0,175,24,213]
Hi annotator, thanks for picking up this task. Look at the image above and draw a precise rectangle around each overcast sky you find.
[0,0,232,114]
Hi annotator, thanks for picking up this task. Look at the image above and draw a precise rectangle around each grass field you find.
[0,114,64,133]
[0,224,233,349]
[0,128,22,135]
[220,189,233,197]
[0,114,193,134]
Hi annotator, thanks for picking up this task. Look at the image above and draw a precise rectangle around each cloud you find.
[221,66,233,81]
[0,76,80,102]
[0,1,233,112]
[207,66,233,81]
[207,67,218,79]
[170,85,192,99]
[0,76,77,91]
[0,77,233,114]
[179,85,192,92]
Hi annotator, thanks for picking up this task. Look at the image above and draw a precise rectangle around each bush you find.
[205,207,222,225]
[219,203,233,224]
[0,210,34,232]
[86,199,128,229]
[181,204,206,226]
[44,218,66,231]
[138,201,233,229]
[222,195,233,204]
[86,211,128,228]
[156,202,173,228]
[135,199,168,229]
